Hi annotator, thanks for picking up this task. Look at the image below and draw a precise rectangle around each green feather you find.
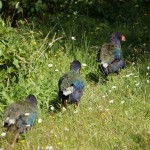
[100,43,116,64]
[60,71,83,91]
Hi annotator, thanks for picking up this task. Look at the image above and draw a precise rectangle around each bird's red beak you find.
[121,35,126,41]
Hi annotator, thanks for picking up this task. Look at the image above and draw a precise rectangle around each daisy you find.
[55,69,59,72]
[71,36,76,40]
[82,63,87,67]
[147,66,150,70]
[50,106,55,111]
[109,100,114,104]
[1,132,6,137]
[135,82,140,87]
[48,64,53,67]
[38,118,42,124]
[112,86,117,89]
[46,146,53,150]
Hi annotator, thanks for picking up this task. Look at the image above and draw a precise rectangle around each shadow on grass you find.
[86,72,108,84]
[48,97,62,113]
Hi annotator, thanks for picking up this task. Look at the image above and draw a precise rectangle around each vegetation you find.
[0,0,150,149]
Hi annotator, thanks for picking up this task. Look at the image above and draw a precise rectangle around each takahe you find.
[97,32,126,76]
[58,60,84,109]
[3,94,38,147]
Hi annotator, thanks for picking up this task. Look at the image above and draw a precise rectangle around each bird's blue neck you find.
[111,38,121,49]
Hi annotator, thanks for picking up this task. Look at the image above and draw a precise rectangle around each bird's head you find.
[110,32,126,42]
[70,60,81,72]
[25,94,37,105]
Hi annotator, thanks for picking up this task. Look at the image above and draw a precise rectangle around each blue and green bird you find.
[97,32,126,76]
[58,60,84,109]
[3,94,38,147]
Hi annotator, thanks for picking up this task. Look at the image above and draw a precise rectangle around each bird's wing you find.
[98,43,116,67]
[60,72,84,96]
[4,102,37,127]
[3,102,25,125]
[60,72,73,91]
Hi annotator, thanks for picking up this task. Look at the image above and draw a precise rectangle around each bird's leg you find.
[62,99,67,109]
[26,126,31,132]
[74,101,79,109]
[11,132,19,148]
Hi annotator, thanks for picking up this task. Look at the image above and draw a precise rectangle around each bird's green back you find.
[60,71,83,91]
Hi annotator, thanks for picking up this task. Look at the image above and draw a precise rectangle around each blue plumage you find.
[109,59,125,73]
[114,47,123,60]
[97,32,126,76]
[58,60,84,109]
[3,94,38,147]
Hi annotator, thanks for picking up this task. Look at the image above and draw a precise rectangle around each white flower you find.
[135,4,139,7]
[48,64,53,67]
[102,95,106,98]
[146,73,149,76]
[46,146,53,150]
[62,107,66,111]
[109,90,112,93]
[105,109,109,112]
[64,127,69,131]
[55,69,59,72]
[147,66,150,70]
[38,118,42,123]
[1,132,6,137]
[143,43,146,46]
[71,36,76,40]
[148,131,150,134]
[50,106,55,111]
[109,100,114,104]
[135,82,140,87]
[147,80,150,83]
[82,63,87,67]
[121,100,125,104]
[112,86,116,89]
[125,74,130,77]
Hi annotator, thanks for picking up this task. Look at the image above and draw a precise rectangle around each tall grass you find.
[0,15,150,149]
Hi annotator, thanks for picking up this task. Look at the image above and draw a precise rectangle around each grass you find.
[0,15,150,149]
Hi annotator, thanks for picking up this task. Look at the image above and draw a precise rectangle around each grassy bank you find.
[0,15,149,149]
